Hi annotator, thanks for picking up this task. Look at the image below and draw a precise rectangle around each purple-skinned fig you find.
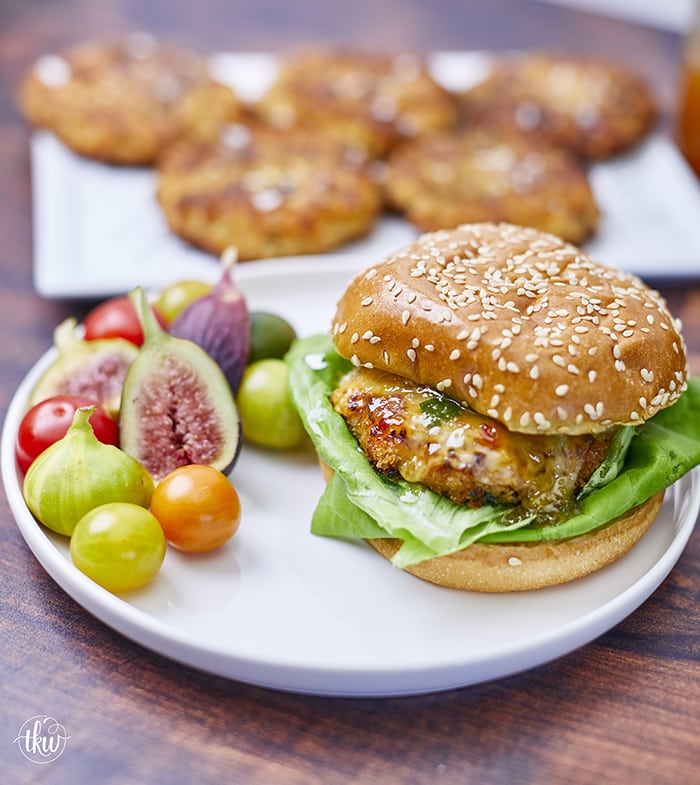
[169,247,250,393]
[119,286,242,481]
[28,318,138,417]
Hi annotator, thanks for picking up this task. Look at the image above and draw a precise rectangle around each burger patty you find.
[331,367,615,512]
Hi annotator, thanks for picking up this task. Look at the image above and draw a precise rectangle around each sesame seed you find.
[555,384,569,396]
[436,378,452,391]
[450,349,461,360]
[401,310,411,325]
[407,348,416,362]
[361,297,373,306]
[508,556,522,567]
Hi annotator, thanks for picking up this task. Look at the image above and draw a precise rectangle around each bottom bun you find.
[366,491,665,592]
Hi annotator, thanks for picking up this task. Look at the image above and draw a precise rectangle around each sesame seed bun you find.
[331,223,687,435]
[366,491,665,591]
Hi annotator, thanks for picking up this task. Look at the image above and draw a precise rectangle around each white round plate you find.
[3,256,699,697]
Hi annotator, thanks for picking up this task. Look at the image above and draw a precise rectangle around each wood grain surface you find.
[0,2,698,783]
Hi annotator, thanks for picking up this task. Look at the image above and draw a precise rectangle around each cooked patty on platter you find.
[257,48,457,156]
[18,32,242,165]
[380,128,599,243]
[156,123,382,259]
[457,53,657,160]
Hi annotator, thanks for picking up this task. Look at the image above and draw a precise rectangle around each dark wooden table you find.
[1,2,698,783]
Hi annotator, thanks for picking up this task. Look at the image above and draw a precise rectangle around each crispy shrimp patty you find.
[331,367,614,512]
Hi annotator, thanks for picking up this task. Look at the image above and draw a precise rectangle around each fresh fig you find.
[169,247,250,393]
[29,318,139,417]
[23,406,154,537]
[119,286,242,481]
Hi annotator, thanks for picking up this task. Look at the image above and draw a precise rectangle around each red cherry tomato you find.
[83,296,167,346]
[15,395,119,474]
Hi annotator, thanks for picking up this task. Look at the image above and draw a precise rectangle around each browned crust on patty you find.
[257,48,457,156]
[156,124,382,259]
[458,53,657,160]
[381,128,599,244]
[18,33,242,165]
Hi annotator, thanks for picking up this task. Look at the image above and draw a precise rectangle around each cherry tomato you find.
[70,502,166,593]
[249,311,297,364]
[154,279,212,325]
[150,465,241,553]
[15,394,119,474]
[237,359,306,449]
[83,295,167,346]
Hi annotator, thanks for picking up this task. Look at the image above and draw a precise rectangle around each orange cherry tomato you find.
[150,465,241,552]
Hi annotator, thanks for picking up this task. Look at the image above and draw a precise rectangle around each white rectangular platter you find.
[30,51,700,298]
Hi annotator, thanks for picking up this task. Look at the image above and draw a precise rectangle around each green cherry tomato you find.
[237,359,306,449]
[70,502,166,593]
[249,311,297,364]
[154,279,213,325]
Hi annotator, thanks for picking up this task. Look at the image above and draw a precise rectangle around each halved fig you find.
[29,319,138,417]
[119,287,242,481]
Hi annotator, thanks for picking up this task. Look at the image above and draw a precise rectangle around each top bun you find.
[331,223,688,435]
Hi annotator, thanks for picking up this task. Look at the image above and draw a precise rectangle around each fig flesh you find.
[119,287,242,481]
[29,318,138,417]
[169,247,250,393]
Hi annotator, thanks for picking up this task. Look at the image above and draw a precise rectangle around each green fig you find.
[23,407,154,536]
[29,318,138,418]
[119,286,242,481]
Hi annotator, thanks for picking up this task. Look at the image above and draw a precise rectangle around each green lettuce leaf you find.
[578,424,636,496]
[287,334,700,567]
